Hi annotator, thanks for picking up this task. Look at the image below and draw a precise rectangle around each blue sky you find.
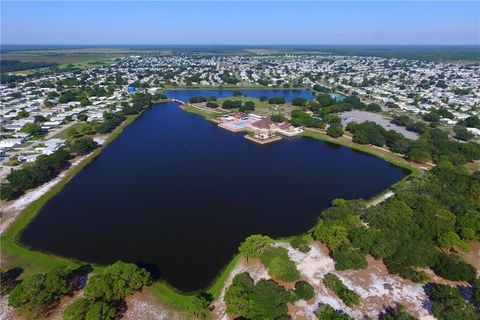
[1,1,479,45]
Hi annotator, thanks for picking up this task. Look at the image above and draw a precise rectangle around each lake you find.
[20,90,406,292]
[165,88,316,102]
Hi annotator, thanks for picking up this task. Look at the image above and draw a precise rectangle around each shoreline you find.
[0,96,430,314]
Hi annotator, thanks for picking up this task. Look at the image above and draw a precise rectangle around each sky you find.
[1,1,479,45]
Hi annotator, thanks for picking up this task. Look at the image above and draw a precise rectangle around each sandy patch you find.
[123,288,187,320]
[210,242,438,320]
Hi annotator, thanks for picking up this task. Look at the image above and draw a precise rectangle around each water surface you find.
[21,92,406,291]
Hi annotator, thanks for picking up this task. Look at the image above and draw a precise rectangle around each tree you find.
[189,96,207,103]
[293,281,314,301]
[34,115,47,123]
[315,304,352,320]
[84,261,151,301]
[438,231,468,252]
[224,272,254,317]
[454,125,474,141]
[332,245,368,270]
[69,138,98,156]
[185,294,210,319]
[323,273,359,307]
[379,305,416,320]
[271,114,287,123]
[63,298,116,320]
[327,124,344,138]
[238,234,273,261]
[80,97,90,106]
[8,266,72,318]
[366,103,382,112]
[292,97,307,106]
[268,96,286,105]
[432,254,476,282]
[314,222,349,251]
[428,284,479,320]
[17,109,30,118]
[21,123,43,136]
[77,114,88,122]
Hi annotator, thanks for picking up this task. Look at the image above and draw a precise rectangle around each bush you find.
[315,304,352,319]
[293,281,314,301]
[271,114,287,123]
[332,246,368,270]
[84,261,151,301]
[323,274,359,307]
[3,149,71,200]
[290,237,311,253]
[63,298,116,320]
[225,272,290,319]
[327,124,344,138]
[428,284,479,320]
[69,137,98,156]
[268,96,286,105]
[206,101,219,108]
[8,266,72,318]
[432,254,476,282]
[189,96,207,103]
[260,247,300,282]
[292,97,307,106]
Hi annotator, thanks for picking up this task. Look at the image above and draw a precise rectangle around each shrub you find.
[260,247,300,282]
[84,261,151,301]
[8,266,72,318]
[290,237,311,253]
[268,96,286,104]
[323,274,359,307]
[432,254,476,282]
[225,272,290,319]
[293,281,314,301]
[332,245,368,270]
[63,298,116,320]
[327,124,344,138]
[189,96,207,103]
[315,304,352,320]
[428,284,479,320]
[206,101,219,108]
[69,137,98,156]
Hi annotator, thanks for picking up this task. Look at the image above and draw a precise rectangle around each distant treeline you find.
[0,60,57,73]
[318,46,480,62]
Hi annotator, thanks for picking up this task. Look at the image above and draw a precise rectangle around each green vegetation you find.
[428,284,479,320]
[238,234,273,261]
[293,281,314,301]
[379,305,416,320]
[315,304,352,320]
[8,266,73,318]
[260,246,300,282]
[1,149,71,200]
[61,261,151,320]
[327,124,344,138]
[83,261,151,301]
[290,236,311,253]
[63,298,116,320]
[323,273,360,307]
[68,137,98,156]
[432,254,476,282]
[225,272,290,319]
[1,60,56,72]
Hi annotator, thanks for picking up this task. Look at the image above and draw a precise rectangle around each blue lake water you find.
[165,88,316,102]
[21,90,406,292]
